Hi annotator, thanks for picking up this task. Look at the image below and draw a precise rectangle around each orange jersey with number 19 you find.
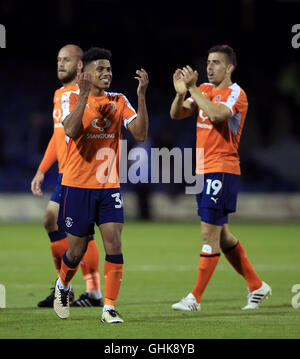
[61,91,137,189]
[188,82,248,175]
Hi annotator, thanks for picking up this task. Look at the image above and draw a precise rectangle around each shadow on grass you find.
[120,297,241,307]
[127,307,294,323]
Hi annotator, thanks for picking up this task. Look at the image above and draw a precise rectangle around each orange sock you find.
[59,252,79,287]
[104,254,123,306]
[80,239,101,292]
[223,241,262,292]
[49,235,69,273]
[192,252,220,303]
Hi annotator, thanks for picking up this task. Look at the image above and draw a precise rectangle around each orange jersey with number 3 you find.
[188,82,248,175]
[61,91,137,189]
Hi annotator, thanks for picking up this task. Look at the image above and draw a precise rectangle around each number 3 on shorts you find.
[111,192,123,209]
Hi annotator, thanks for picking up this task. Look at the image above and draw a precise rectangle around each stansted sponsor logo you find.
[87,133,115,139]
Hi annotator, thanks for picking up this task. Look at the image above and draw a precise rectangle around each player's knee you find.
[109,237,122,253]
[201,228,220,252]
[201,230,216,244]
[104,234,122,254]
[220,230,238,251]
[43,209,57,232]
[100,222,123,254]
[67,241,88,266]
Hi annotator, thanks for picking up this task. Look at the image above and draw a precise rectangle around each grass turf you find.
[0,221,299,339]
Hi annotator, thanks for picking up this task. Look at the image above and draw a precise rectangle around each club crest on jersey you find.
[108,101,116,110]
[214,95,221,104]
[91,118,111,132]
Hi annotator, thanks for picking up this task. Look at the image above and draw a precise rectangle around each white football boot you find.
[172,293,201,311]
[101,309,124,323]
[242,281,272,310]
[53,279,70,319]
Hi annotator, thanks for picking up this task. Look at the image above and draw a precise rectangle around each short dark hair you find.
[208,44,237,68]
[82,47,112,69]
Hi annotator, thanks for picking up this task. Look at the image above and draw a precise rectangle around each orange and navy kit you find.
[38,84,79,205]
[58,90,137,236]
[187,82,248,226]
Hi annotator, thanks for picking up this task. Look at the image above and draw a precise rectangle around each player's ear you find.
[226,63,234,74]
[77,60,83,74]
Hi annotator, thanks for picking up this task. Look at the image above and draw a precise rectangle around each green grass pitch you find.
[0,221,299,339]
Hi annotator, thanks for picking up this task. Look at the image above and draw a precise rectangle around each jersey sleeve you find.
[220,86,248,116]
[186,84,210,103]
[233,90,248,116]
[61,91,78,123]
[38,133,57,173]
[121,95,137,128]
[60,91,79,142]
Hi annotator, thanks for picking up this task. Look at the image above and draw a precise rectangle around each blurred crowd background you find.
[0,0,300,206]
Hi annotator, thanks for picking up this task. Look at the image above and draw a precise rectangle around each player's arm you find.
[182,66,232,123]
[63,73,92,138]
[31,134,57,196]
[127,69,149,142]
[170,69,197,120]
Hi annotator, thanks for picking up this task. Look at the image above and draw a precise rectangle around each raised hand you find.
[181,65,198,89]
[78,72,93,95]
[173,69,187,95]
[135,68,149,96]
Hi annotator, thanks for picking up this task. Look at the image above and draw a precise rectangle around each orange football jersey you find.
[61,91,137,189]
[52,83,79,173]
[38,83,79,174]
[188,82,248,175]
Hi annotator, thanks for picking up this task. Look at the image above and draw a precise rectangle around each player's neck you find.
[62,79,78,88]
[213,77,232,90]
[62,81,76,87]
[89,87,106,97]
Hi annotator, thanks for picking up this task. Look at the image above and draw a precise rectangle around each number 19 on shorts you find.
[206,179,222,195]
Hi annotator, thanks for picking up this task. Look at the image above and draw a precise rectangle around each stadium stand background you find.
[0,0,300,221]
